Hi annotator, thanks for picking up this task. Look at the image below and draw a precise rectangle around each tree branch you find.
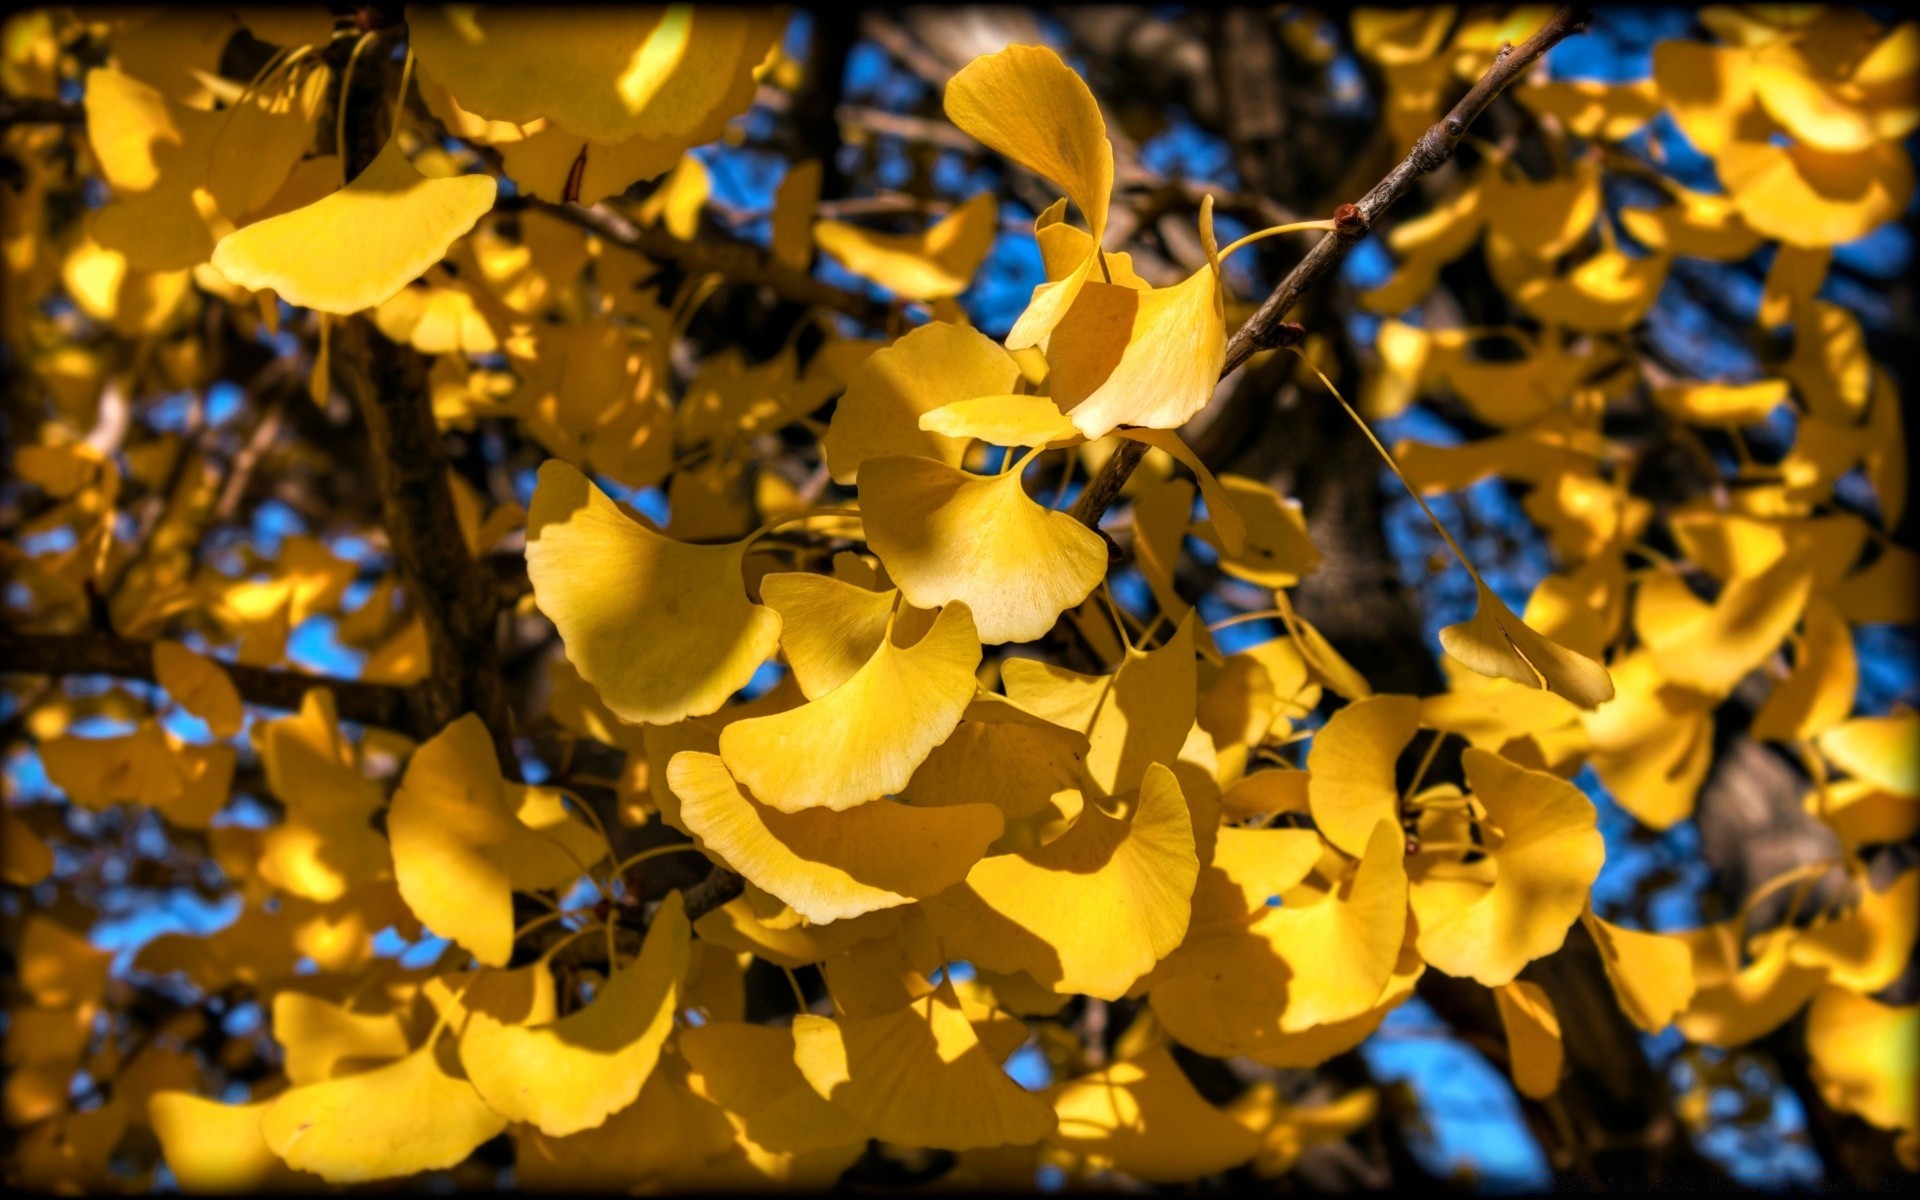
[530,198,894,330]
[1070,3,1594,530]
[331,318,517,769]
[0,627,414,732]
[0,96,83,126]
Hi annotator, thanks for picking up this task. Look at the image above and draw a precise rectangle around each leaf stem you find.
[1217,219,1341,263]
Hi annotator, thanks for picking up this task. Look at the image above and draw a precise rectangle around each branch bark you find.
[1070,3,1594,530]
[331,318,516,769]
[531,199,894,330]
[0,627,413,731]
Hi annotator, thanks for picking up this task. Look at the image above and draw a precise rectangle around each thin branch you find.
[529,198,894,329]
[0,627,414,732]
[0,96,84,126]
[1070,3,1594,529]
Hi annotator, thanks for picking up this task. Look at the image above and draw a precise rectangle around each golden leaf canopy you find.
[10,6,1917,1193]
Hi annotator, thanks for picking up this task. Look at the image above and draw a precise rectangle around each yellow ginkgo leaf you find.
[1152,827,1406,1055]
[515,1055,738,1192]
[251,690,389,903]
[428,959,560,1033]
[1804,985,1918,1133]
[1752,595,1858,743]
[1199,474,1317,586]
[823,321,1022,484]
[1208,826,1326,918]
[373,283,499,355]
[1002,616,1197,799]
[1494,979,1564,1099]
[1050,1044,1258,1182]
[1256,819,1407,1030]
[1480,156,1602,258]
[84,65,209,192]
[1485,231,1669,333]
[757,571,901,700]
[1160,940,1424,1070]
[1440,580,1614,709]
[1351,8,1455,64]
[679,1022,869,1154]
[814,191,998,301]
[1790,868,1919,993]
[720,602,981,812]
[923,764,1196,1000]
[1421,664,1587,770]
[900,710,1090,853]
[637,153,710,240]
[920,393,1083,448]
[2,809,54,887]
[1635,556,1813,698]
[1750,52,1906,152]
[1515,77,1661,141]
[1652,40,1767,156]
[210,136,496,314]
[149,1093,304,1194]
[494,119,683,208]
[1620,187,1763,261]
[945,44,1113,349]
[860,453,1107,645]
[152,640,243,737]
[526,459,781,725]
[791,988,1057,1151]
[1130,475,1196,619]
[1817,710,1919,795]
[1412,749,1604,986]
[1307,694,1420,858]
[1718,138,1914,249]
[462,892,689,1136]
[272,991,411,1086]
[41,719,188,812]
[389,714,603,966]
[409,8,766,144]
[205,63,331,222]
[1651,379,1790,427]
[669,752,1002,922]
[1805,778,1920,852]
[260,1042,507,1183]
[1116,426,1247,556]
[1220,769,1310,821]
[105,9,238,106]
[1581,908,1695,1034]
[943,45,1109,240]
[694,898,902,970]
[1676,923,1827,1048]
[1581,650,1715,830]
[1048,198,1225,439]
[771,159,821,270]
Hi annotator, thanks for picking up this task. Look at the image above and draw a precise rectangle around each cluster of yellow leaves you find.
[6,5,1916,1192]
[1358,4,1917,1157]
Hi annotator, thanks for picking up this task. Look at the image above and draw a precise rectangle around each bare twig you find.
[1069,4,1594,529]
